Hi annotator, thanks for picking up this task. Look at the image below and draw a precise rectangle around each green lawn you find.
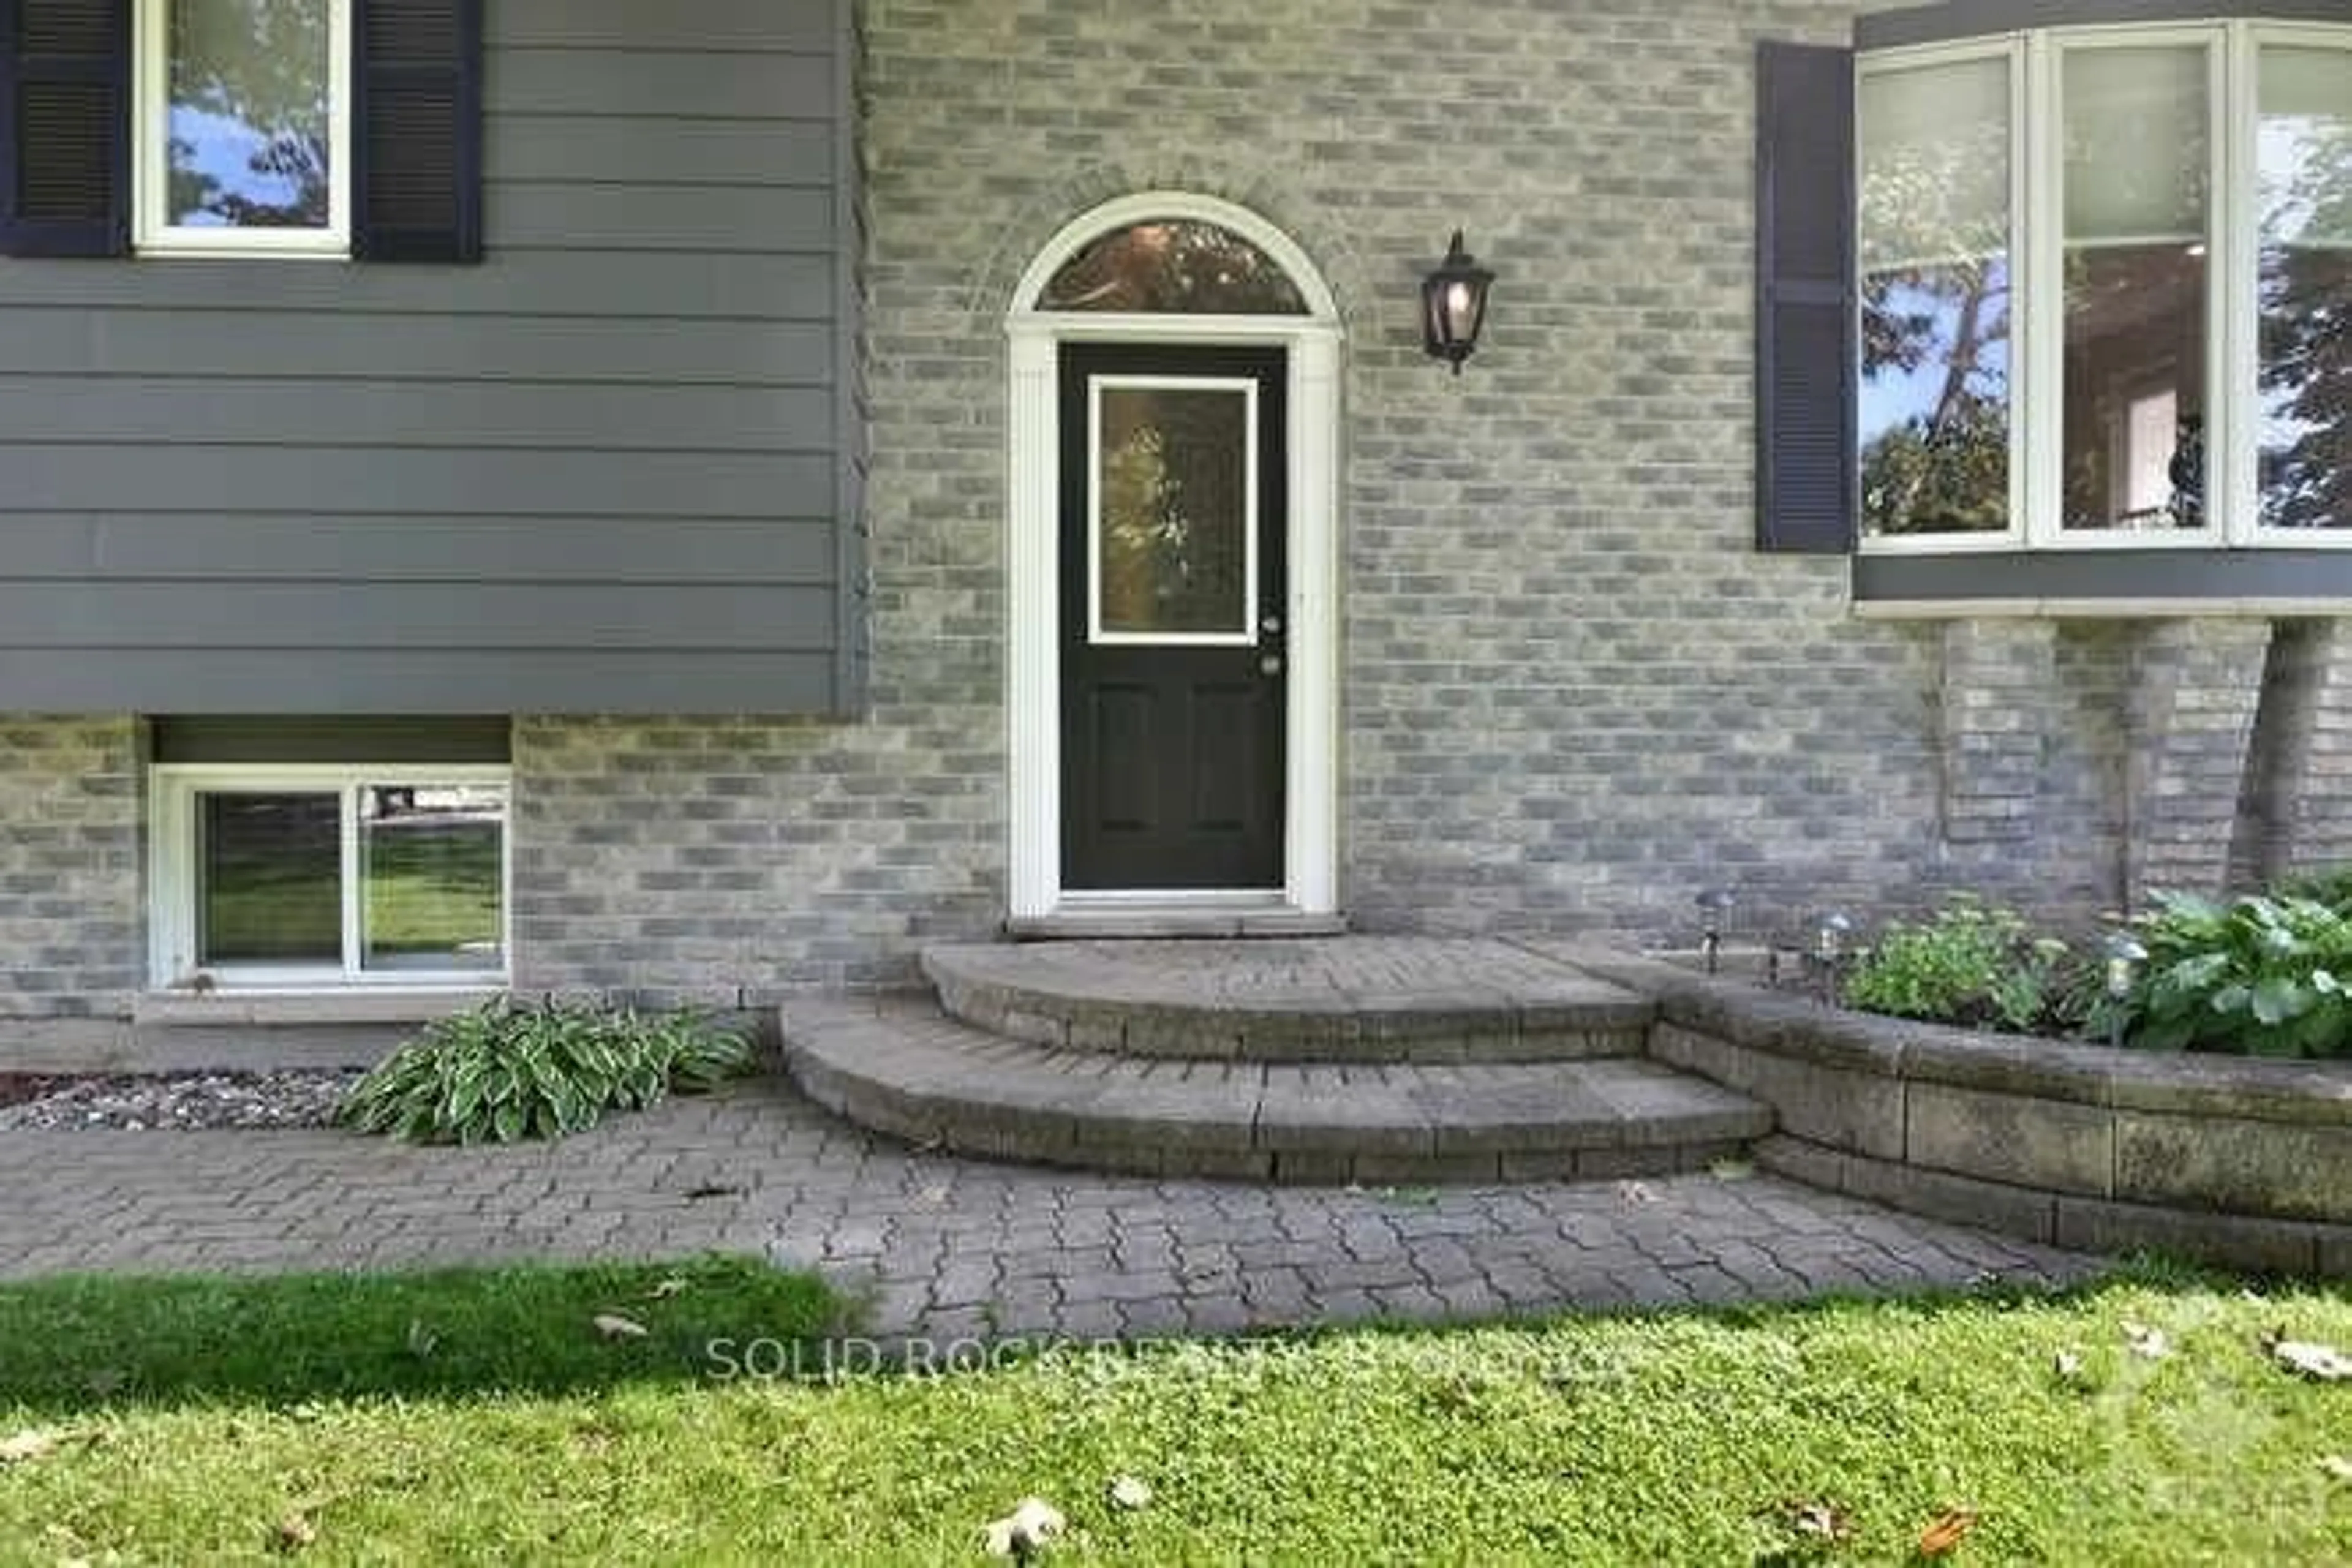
[1,1261,2345,1564]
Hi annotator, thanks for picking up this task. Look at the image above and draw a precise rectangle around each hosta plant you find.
[338,998,755,1144]
[2125,891,2352,1059]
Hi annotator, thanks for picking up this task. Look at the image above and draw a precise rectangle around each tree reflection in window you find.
[2260,45,2352,530]
[1859,56,2013,536]
[168,0,331,229]
[1097,388,1249,636]
[1044,221,1306,314]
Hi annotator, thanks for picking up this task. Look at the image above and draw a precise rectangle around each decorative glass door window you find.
[155,769,507,986]
[1088,377,1259,644]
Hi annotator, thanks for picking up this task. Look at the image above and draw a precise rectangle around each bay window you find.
[1858,21,2352,554]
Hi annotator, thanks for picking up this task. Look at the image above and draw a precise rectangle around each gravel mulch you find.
[0,1070,364,1131]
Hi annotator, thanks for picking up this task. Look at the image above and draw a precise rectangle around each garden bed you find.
[1556,946,2352,1276]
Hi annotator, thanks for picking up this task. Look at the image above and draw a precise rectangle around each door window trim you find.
[1004,191,1343,922]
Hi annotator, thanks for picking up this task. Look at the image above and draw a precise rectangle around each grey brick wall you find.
[510,715,1001,999]
[0,717,143,1017]
[10,2,2352,1019]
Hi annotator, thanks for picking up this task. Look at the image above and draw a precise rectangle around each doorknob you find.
[1261,614,1283,636]
[1259,654,1283,676]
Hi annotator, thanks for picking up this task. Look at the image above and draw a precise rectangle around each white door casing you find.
[1005,192,1342,922]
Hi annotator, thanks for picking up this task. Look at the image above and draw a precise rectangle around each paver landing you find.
[0,1077,2105,1341]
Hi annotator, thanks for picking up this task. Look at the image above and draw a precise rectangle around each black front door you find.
[1060,343,1287,890]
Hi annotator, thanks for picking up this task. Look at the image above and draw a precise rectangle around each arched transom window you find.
[1038,219,1309,315]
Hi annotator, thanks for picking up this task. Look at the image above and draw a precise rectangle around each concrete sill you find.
[132,988,501,1028]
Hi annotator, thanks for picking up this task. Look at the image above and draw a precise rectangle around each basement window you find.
[150,765,509,989]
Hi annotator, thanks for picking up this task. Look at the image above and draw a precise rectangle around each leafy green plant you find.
[1842,897,2075,1033]
[337,998,755,1144]
[2124,891,2352,1059]
[2271,863,2352,915]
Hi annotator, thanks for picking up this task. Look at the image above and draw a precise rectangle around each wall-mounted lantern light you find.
[1421,230,1494,375]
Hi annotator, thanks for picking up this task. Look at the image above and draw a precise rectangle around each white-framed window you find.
[133,0,352,257]
[1858,20,2352,552]
[150,764,510,989]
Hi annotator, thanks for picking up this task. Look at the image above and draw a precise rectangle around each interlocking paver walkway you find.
[0,1078,2105,1339]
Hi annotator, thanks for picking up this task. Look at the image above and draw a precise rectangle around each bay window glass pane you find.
[2062,47,2211,532]
[1858,58,2012,537]
[167,0,331,229]
[198,792,341,965]
[2258,45,2352,530]
[361,785,506,973]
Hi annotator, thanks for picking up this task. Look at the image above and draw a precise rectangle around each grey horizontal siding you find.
[488,1,835,52]
[0,379,834,451]
[0,653,837,715]
[0,252,835,319]
[0,584,833,649]
[2,515,837,582]
[492,50,831,119]
[7,450,832,518]
[0,311,832,382]
[491,119,833,188]
[0,0,858,716]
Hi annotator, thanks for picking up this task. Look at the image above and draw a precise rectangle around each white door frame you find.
[1005,192,1343,923]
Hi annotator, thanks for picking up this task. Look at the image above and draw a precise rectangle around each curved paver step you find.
[781,995,1771,1185]
[922,937,1656,1063]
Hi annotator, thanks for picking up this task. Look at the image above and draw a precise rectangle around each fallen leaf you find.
[1107,1475,1153,1510]
[1709,1158,1755,1183]
[981,1497,1066,1558]
[2320,1455,2352,1483]
[2122,1321,2169,1360]
[1779,1498,1854,1542]
[271,1510,317,1553]
[2053,1350,2085,1383]
[0,1428,57,1465]
[1918,1507,1979,1557]
[2264,1334,2352,1382]
[1616,1180,1658,1205]
[592,1313,649,1341]
[643,1277,689,1302]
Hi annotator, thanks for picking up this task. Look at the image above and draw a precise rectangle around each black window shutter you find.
[352,0,482,263]
[1755,40,1856,554]
[1,0,130,258]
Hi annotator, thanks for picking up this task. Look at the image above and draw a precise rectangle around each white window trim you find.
[1857,20,2352,554]
[1086,373,1262,648]
[1004,190,1343,925]
[149,763,512,990]
[133,0,353,258]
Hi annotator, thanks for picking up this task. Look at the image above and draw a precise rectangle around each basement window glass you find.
[154,769,507,987]
[1857,22,2352,554]
[134,0,351,255]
